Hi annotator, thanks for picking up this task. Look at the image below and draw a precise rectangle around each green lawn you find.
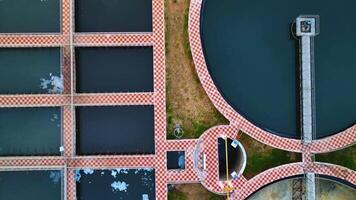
[315,144,356,171]
[168,189,187,200]
[240,134,302,178]
[168,189,225,200]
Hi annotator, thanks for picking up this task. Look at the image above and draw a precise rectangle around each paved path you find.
[0,0,355,199]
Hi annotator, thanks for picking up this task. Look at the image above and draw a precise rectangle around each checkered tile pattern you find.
[233,162,356,200]
[0,0,169,199]
[1,1,355,200]
[188,0,356,155]
[68,155,156,168]
[0,95,70,107]
[0,157,64,167]
[74,33,153,46]
[166,139,200,183]
[74,93,154,106]
[0,35,65,47]
[62,0,72,36]
[309,125,356,153]
[62,46,72,94]
[188,0,356,199]
[63,106,74,157]
[152,0,168,198]
[189,0,303,153]
[197,125,241,194]
[66,169,75,200]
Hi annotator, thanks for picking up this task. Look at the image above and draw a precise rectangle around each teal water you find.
[0,107,61,156]
[0,0,60,33]
[201,0,356,138]
[75,0,152,32]
[0,48,62,94]
[76,47,153,93]
[0,170,62,200]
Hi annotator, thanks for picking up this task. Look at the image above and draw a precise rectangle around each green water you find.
[0,0,60,33]
[0,107,61,156]
[0,170,62,200]
[0,48,62,94]
[201,0,356,138]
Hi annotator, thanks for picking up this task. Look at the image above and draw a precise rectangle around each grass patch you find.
[168,189,187,200]
[240,134,302,179]
[168,184,225,200]
[315,144,356,171]
[208,194,225,200]
[182,7,192,60]
[165,0,228,140]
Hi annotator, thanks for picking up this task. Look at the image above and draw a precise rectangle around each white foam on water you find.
[83,169,94,175]
[50,113,59,123]
[40,74,63,94]
[111,181,129,192]
[111,168,130,178]
[117,168,128,174]
[142,194,149,200]
[111,170,118,178]
[74,170,81,182]
[49,171,61,184]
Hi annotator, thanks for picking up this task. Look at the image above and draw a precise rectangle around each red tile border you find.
[0,0,355,200]
[0,0,169,199]
[188,0,356,198]
[233,162,356,199]
[0,35,65,47]
[73,93,154,106]
[188,0,356,154]
[0,95,70,107]
[74,33,153,46]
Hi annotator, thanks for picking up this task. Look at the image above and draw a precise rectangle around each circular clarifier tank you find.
[218,138,247,180]
[200,0,356,139]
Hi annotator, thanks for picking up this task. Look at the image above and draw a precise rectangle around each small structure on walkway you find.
[295,15,320,144]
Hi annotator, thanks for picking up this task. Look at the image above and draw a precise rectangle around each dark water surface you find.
[75,0,152,32]
[76,169,155,200]
[76,106,154,155]
[0,170,63,200]
[167,151,185,170]
[0,0,60,33]
[0,107,62,156]
[76,47,153,93]
[201,0,356,138]
[218,138,241,180]
[0,48,62,94]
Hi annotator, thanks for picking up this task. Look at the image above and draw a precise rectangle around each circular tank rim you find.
[245,174,356,199]
[235,140,247,178]
[188,0,356,153]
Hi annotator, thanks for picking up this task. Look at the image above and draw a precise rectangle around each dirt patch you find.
[169,184,225,200]
[165,0,228,139]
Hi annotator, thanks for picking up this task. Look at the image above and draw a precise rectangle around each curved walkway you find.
[234,162,356,199]
[189,0,356,198]
[0,0,355,200]
[188,0,356,154]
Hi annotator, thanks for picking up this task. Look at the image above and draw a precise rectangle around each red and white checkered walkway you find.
[0,0,355,199]
[0,0,170,199]
[188,0,356,199]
